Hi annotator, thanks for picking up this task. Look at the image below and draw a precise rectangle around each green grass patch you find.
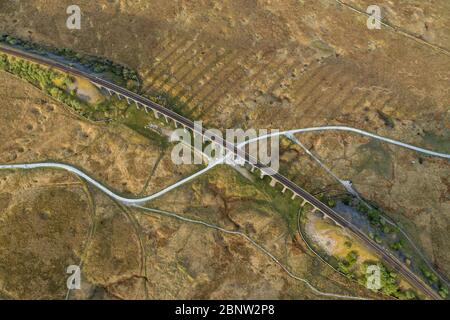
[356,140,392,179]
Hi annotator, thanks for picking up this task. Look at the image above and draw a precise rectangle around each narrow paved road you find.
[264,126,450,159]
[0,162,216,204]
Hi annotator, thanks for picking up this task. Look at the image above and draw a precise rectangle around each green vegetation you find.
[390,240,404,251]
[119,104,170,148]
[0,34,195,120]
[186,164,301,235]
[344,241,352,249]
[0,53,89,114]
[420,266,438,285]
[355,201,403,244]
[357,203,388,230]
[299,207,419,300]
[335,197,448,299]
[367,208,383,227]
[326,198,336,208]
[351,199,446,298]
[438,285,449,299]
[419,265,448,298]
[362,263,416,300]
[0,52,167,138]
[1,35,195,134]
[326,244,416,299]
[374,235,382,244]
[337,251,359,279]
[0,33,139,90]
[341,196,351,206]
[245,170,301,233]
[315,193,337,209]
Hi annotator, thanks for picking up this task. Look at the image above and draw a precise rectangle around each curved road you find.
[0,162,219,204]
[257,127,450,159]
